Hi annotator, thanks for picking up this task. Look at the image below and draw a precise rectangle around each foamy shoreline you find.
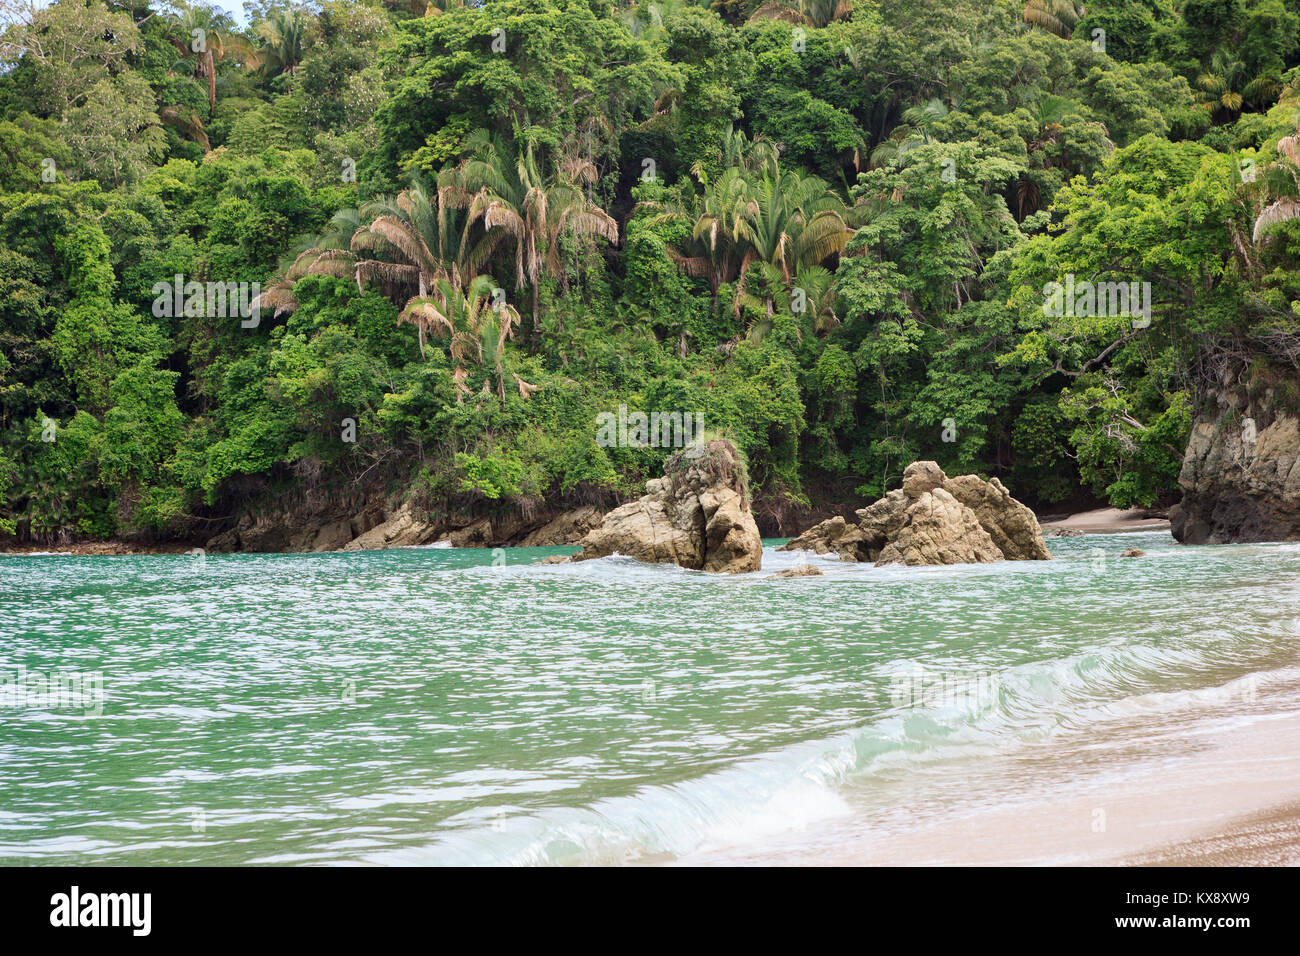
[679,668,1300,867]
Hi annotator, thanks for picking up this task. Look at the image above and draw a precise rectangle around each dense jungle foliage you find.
[1,0,1299,540]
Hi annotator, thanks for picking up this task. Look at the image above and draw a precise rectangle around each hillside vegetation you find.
[1,0,1298,542]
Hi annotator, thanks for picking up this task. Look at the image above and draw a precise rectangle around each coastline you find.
[2,504,1176,556]
[6,531,1299,867]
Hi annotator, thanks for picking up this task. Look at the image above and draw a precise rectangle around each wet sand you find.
[680,672,1300,867]
[1119,799,1300,866]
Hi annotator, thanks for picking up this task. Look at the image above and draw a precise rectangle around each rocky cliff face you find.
[779,461,1051,566]
[1170,386,1300,544]
[569,439,763,573]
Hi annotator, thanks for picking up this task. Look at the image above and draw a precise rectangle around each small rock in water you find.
[768,564,824,578]
[1120,547,1146,558]
[536,554,570,565]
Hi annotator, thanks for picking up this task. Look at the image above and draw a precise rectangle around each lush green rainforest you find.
[1,0,1298,543]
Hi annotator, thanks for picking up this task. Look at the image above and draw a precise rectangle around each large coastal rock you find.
[570,440,762,573]
[779,461,1050,566]
[855,489,910,557]
[875,488,1004,566]
[943,474,1052,561]
[1170,384,1300,544]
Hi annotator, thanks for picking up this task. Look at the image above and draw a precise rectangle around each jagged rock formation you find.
[943,474,1052,561]
[1170,384,1300,544]
[779,515,863,558]
[779,461,1051,566]
[343,501,440,551]
[875,487,1004,566]
[569,439,762,573]
[206,508,385,553]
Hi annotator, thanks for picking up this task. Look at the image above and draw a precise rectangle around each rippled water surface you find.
[2,532,1298,864]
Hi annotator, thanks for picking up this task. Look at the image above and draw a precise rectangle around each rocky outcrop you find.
[203,496,611,554]
[777,515,864,558]
[901,460,946,498]
[570,440,762,573]
[875,488,1003,566]
[204,506,378,553]
[943,474,1052,561]
[343,501,441,551]
[1120,548,1145,558]
[854,490,910,558]
[780,461,1051,566]
[1169,384,1300,544]
[518,506,604,546]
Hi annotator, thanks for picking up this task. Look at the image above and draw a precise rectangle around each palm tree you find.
[643,152,854,322]
[732,157,855,315]
[747,0,852,28]
[1197,51,1248,123]
[659,167,756,299]
[352,171,491,356]
[734,263,840,342]
[1253,128,1300,243]
[158,105,211,152]
[461,132,619,339]
[253,7,313,78]
[1022,0,1084,39]
[1015,95,1071,217]
[166,6,256,117]
[869,98,949,169]
[791,264,841,336]
[399,275,520,404]
[1197,52,1279,123]
[253,207,363,320]
[690,124,778,185]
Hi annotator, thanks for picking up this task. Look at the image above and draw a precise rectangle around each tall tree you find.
[461,132,619,339]
[253,6,314,77]
[1252,128,1300,243]
[1022,0,1083,39]
[353,172,489,356]
[165,5,255,117]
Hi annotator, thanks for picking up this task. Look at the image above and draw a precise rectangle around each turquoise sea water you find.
[2,532,1298,865]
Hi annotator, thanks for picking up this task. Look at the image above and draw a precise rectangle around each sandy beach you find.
[1040,506,1172,535]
